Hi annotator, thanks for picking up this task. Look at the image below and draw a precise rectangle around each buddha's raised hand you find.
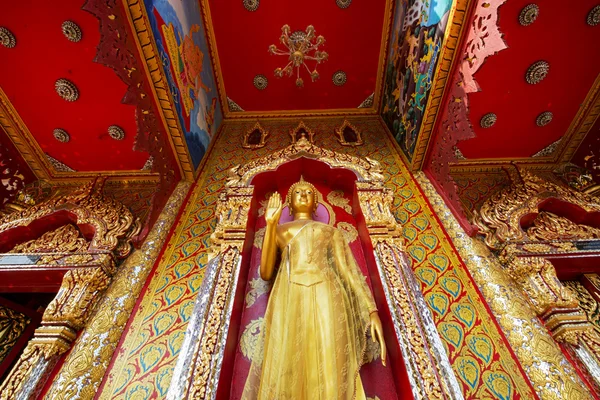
[265,192,283,225]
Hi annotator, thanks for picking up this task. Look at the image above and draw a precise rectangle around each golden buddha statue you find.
[242,177,387,400]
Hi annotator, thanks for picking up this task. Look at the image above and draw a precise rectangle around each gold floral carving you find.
[0,178,140,259]
[9,224,91,264]
[505,256,578,315]
[245,278,270,308]
[526,211,600,241]
[0,265,111,399]
[240,317,265,363]
[0,306,30,364]
[43,182,191,400]
[416,171,593,400]
[253,227,266,249]
[190,245,240,399]
[227,136,384,188]
[327,190,352,214]
[474,168,600,250]
[337,222,359,244]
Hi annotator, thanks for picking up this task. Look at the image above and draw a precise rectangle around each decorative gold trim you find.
[121,0,196,180]
[335,119,363,146]
[410,0,475,170]
[199,0,394,118]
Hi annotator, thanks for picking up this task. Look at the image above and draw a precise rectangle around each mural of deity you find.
[145,0,223,169]
[381,0,453,161]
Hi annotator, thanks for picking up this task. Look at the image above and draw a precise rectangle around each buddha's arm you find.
[333,229,387,365]
[260,193,283,280]
[332,230,377,311]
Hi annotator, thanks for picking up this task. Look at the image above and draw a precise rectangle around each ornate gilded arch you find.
[474,167,600,389]
[0,178,140,399]
[168,136,463,400]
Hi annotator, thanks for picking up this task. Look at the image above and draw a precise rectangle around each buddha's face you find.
[290,183,317,215]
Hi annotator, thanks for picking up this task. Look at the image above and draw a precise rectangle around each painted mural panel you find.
[145,0,222,169]
[381,0,453,161]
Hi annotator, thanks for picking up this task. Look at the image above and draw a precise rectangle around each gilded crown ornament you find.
[588,5,600,26]
[526,61,549,84]
[536,111,553,127]
[108,125,125,140]
[480,113,497,128]
[0,27,16,48]
[269,25,328,88]
[55,78,79,101]
[61,21,82,42]
[519,4,539,26]
[53,128,70,143]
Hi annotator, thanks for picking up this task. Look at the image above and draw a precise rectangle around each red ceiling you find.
[0,0,148,171]
[207,0,387,111]
[458,0,600,159]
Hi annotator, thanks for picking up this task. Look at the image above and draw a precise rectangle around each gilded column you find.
[44,181,191,400]
[415,172,593,400]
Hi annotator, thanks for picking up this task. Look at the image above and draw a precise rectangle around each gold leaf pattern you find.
[337,222,358,244]
[240,317,265,364]
[245,278,271,308]
[327,190,352,214]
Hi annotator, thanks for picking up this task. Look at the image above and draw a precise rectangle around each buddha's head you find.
[286,177,319,218]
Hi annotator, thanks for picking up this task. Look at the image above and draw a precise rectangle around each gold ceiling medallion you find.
[0,27,16,48]
[536,111,553,127]
[242,121,269,149]
[519,4,539,26]
[335,119,363,146]
[108,125,125,140]
[61,21,82,42]
[53,128,70,143]
[588,5,600,26]
[269,25,328,88]
[289,121,315,144]
[336,0,352,9]
[253,75,268,90]
[332,70,347,86]
[243,0,259,11]
[480,113,497,128]
[55,78,79,101]
[526,61,549,84]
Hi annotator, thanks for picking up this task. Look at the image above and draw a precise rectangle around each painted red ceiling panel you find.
[458,0,600,159]
[0,0,148,171]
[207,0,386,111]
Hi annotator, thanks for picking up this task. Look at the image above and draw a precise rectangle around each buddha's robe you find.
[242,221,377,400]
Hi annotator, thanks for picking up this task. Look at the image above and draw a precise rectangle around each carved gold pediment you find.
[227,136,384,187]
